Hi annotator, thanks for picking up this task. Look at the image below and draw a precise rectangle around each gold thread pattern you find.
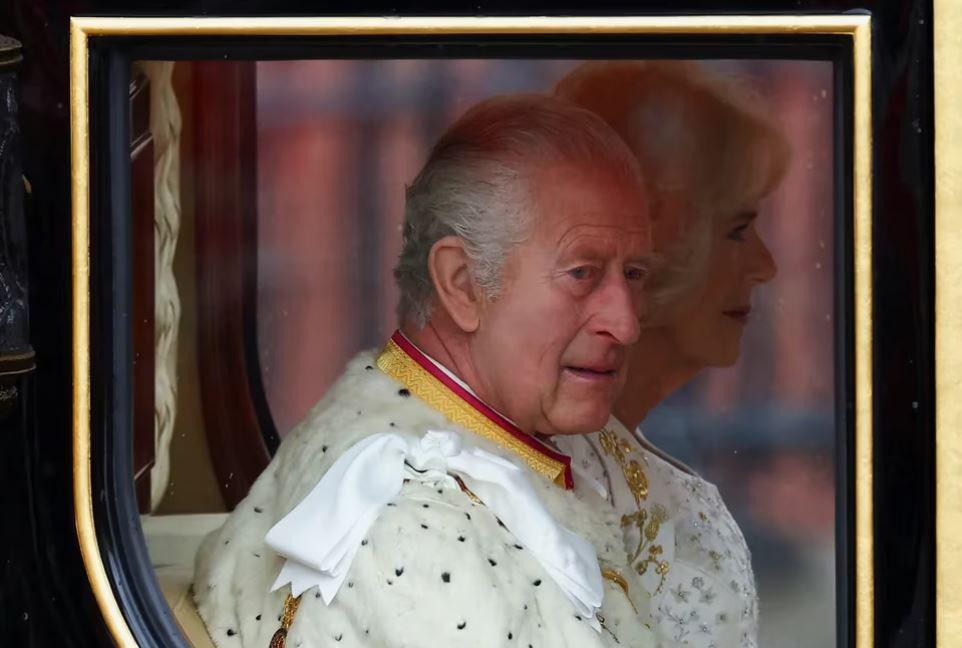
[599,428,671,593]
[377,338,568,487]
[268,594,302,648]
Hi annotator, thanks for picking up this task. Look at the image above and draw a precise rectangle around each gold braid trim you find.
[268,594,302,648]
[377,338,568,487]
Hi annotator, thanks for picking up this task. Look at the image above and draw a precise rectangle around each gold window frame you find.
[69,15,874,648]
[934,0,962,646]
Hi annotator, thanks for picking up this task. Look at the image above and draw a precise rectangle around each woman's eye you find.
[727,224,750,241]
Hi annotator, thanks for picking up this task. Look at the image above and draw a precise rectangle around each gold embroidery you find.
[602,567,638,614]
[600,427,671,594]
[377,338,569,487]
[268,594,302,648]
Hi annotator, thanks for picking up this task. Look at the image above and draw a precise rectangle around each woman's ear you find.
[428,236,482,333]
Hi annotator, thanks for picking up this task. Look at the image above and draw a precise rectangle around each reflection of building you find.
[251,59,836,648]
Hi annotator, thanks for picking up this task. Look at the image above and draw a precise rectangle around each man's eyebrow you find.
[626,251,659,267]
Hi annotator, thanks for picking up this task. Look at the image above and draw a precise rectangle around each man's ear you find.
[428,236,482,333]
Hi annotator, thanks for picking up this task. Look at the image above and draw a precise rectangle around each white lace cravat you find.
[265,430,605,630]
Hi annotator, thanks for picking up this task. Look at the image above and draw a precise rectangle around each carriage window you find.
[132,58,837,647]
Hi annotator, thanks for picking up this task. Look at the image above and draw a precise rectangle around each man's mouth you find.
[722,306,752,323]
[563,365,619,381]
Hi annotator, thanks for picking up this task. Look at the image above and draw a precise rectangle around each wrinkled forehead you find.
[507,161,650,259]
[554,221,652,259]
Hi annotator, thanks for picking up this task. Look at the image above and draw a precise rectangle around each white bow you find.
[265,430,604,630]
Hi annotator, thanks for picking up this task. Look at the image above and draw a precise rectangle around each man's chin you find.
[542,404,611,436]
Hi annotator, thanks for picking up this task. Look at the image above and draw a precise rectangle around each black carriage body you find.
[0,2,934,647]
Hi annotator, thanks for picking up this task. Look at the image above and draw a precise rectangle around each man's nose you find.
[748,237,778,284]
[591,274,642,345]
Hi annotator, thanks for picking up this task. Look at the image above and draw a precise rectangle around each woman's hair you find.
[555,61,790,317]
[394,92,644,328]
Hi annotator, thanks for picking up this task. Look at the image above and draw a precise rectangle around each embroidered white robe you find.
[193,350,657,648]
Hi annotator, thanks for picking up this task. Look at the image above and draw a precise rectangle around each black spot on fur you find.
[334,633,343,641]
[253,506,263,513]
[226,629,236,637]
[513,544,524,550]
[441,572,451,583]
[458,536,466,542]
[508,632,513,640]
[322,445,328,453]
[398,388,411,397]
[533,579,541,587]
[347,581,354,588]
[361,539,368,546]
[255,615,261,621]
[365,365,373,371]
[457,622,467,630]
[395,567,404,577]
[488,558,497,567]
[465,512,471,520]
[421,523,429,529]
[422,503,429,508]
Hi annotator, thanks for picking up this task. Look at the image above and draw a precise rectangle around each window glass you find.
[135,58,836,648]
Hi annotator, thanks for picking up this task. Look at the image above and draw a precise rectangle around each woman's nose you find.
[748,236,778,284]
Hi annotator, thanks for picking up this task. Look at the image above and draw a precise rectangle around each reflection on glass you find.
[135,58,835,648]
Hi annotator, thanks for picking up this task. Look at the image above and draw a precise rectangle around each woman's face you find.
[659,205,777,368]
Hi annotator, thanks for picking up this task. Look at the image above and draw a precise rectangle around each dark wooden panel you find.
[192,60,271,509]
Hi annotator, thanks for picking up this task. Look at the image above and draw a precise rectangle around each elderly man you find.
[194,93,657,648]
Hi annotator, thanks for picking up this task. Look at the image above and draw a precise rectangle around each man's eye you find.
[625,266,648,282]
[568,266,596,280]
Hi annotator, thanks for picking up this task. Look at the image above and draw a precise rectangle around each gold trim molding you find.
[376,337,571,487]
[935,1,962,646]
[69,14,872,648]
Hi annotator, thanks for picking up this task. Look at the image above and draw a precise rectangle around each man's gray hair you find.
[394,93,644,328]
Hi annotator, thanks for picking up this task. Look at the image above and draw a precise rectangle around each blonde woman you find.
[553,61,789,648]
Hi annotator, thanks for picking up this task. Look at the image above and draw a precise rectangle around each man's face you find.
[468,163,652,435]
